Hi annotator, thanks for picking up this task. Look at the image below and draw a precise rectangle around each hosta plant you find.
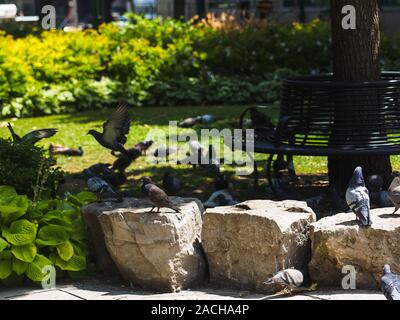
[0,185,96,285]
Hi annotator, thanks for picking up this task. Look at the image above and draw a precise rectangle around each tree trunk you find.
[328,0,392,193]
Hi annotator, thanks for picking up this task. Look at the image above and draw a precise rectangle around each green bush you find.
[0,138,64,197]
[0,186,95,285]
[0,15,399,118]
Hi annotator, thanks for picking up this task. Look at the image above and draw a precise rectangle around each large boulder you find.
[202,200,316,292]
[82,198,207,293]
[309,208,400,289]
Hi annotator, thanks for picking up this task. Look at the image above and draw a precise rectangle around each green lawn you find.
[1,105,399,201]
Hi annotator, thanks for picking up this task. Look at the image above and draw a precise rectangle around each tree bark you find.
[328,0,392,193]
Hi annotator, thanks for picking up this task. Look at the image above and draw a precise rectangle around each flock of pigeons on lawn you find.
[5,104,400,299]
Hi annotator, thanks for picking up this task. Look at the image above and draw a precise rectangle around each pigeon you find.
[87,177,123,202]
[388,176,400,214]
[178,117,201,128]
[112,147,142,173]
[141,177,181,214]
[88,104,131,157]
[162,170,182,195]
[203,190,238,208]
[367,174,384,193]
[263,268,304,294]
[381,264,400,300]
[7,122,57,145]
[345,167,372,226]
[199,114,219,124]
[202,144,221,174]
[50,144,83,156]
[134,140,153,154]
[85,163,114,176]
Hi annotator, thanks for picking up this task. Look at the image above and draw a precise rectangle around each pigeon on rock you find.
[162,170,182,195]
[345,167,372,226]
[7,122,57,145]
[87,177,123,202]
[381,264,400,300]
[88,104,131,157]
[263,268,304,293]
[388,176,400,214]
[141,177,181,214]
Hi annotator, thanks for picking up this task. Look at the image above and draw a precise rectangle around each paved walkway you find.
[0,279,385,300]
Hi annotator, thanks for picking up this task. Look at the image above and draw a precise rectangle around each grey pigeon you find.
[381,264,400,300]
[7,122,57,145]
[141,177,181,214]
[88,104,131,157]
[153,146,177,159]
[263,268,304,293]
[178,117,201,128]
[87,177,123,202]
[345,167,372,226]
[388,176,400,214]
[202,144,221,174]
[203,190,238,208]
[249,107,275,130]
[50,144,83,156]
[162,170,181,195]
[188,140,204,166]
[112,147,141,173]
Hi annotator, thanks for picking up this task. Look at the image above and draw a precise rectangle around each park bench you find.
[235,72,400,190]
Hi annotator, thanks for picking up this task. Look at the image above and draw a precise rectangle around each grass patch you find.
[1,105,400,200]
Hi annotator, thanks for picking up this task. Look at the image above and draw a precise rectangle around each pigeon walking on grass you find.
[381,264,400,300]
[388,176,400,214]
[179,117,201,128]
[7,122,57,145]
[87,177,123,202]
[88,104,131,157]
[141,177,181,214]
[263,269,304,294]
[345,167,372,227]
[50,144,83,156]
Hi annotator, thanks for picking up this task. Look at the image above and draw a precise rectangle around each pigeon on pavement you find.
[87,177,123,202]
[381,264,400,300]
[88,104,131,157]
[263,268,304,294]
[388,176,400,214]
[345,167,372,227]
[141,177,181,214]
[7,122,57,145]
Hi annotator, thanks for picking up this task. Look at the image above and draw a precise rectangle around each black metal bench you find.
[235,72,400,190]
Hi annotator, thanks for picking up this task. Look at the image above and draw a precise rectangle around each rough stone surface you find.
[309,208,400,289]
[83,197,207,293]
[202,200,316,292]
[81,206,119,276]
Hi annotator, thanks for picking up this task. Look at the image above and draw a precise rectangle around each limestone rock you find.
[202,200,316,292]
[82,198,207,293]
[309,208,400,289]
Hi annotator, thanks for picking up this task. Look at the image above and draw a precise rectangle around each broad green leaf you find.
[0,237,8,252]
[70,220,87,241]
[50,253,86,271]
[12,257,28,276]
[68,192,96,206]
[11,243,37,263]
[56,241,74,261]
[39,210,73,228]
[0,195,30,224]
[0,251,12,280]
[25,254,53,282]
[0,186,17,198]
[71,240,88,257]
[36,225,68,246]
[2,219,37,246]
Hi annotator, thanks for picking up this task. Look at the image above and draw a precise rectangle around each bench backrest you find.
[279,72,400,148]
